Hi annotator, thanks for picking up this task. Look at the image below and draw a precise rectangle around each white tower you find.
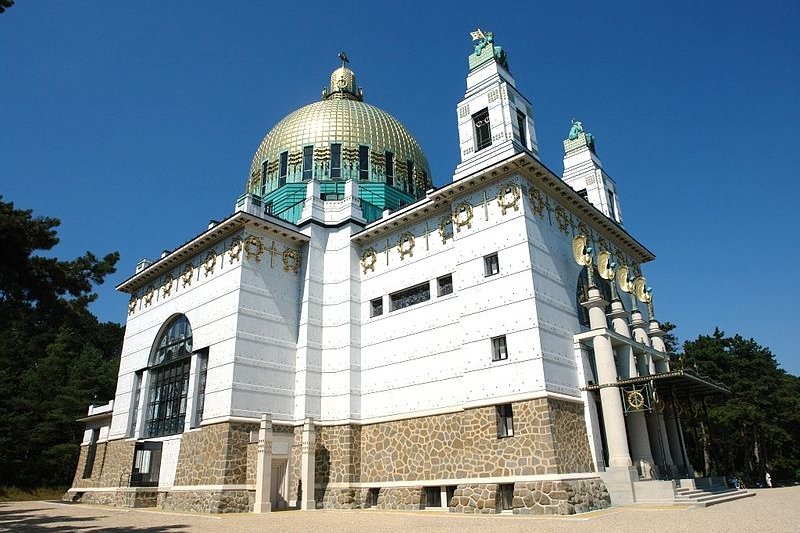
[562,121,623,225]
[453,30,539,181]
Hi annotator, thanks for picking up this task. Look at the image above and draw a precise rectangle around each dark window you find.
[484,253,499,276]
[261,160,269,195]
[437,274,453,296]
[406,160,414,195]
[366,487,380,508]
[193,350,209,427]
[497,404,514,438]
[370,297,383,317]
[302,146,313,181]
[279,151,288,187]
[385,151,394,186]
[446,486,456,508]
[330,143,342,179]
[359,145,369,181]
[607,190,617,220]
[82,428,99,479]
[424,487,441,508]
[577,188,589,201]
[420,170,428,194]
[516,110,527,147]
[129,371,143,436]
[499,484,515,511]
[145,315,193,438]
[492,335,508,361]
[473,108,492,151]
[390,282,430,311]
[130,442,162,487]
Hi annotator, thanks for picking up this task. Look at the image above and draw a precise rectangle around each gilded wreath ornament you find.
[282,248,301,273]
[361,247,377,274]
[204,251,217,276]
[397,231,415,259]
[143,285,155,306]
[497,183,521,215]
[128,297,138,315]
[453,202,473,231]
[161,274,174,297]
[555,206,571,235]
[181,264,194,287]
[529,188,546,218]
[244,235,265,262]
[438,215,454,244]
[228,237,243,263]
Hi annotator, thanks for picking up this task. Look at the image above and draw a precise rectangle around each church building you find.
[66,31,729,514]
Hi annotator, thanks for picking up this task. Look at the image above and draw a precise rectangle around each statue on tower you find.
[568,119,596,151]
[470,29,510,71]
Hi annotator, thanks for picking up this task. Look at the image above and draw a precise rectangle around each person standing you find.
[765,472,773,488]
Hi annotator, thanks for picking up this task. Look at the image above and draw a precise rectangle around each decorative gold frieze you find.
[181,264,194,288]
[438,215,454,244]
[453,202,473,231]
[128,297,138,315]
[144,285,154,307]
[555,206,571,235]
[228,237,243,263]
[282,248,301,273]
[161,274,174,297]
[244,236,265,262]
[397,231,415,259]
[361,247,377,274]
[203,252,217,276]
[496,183,521,215]
[528,188,546,218]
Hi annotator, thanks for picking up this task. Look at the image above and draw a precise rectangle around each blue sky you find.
[2,2,798,375]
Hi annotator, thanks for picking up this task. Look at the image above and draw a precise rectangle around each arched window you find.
[576,269,613,328]
[144,315,193,437]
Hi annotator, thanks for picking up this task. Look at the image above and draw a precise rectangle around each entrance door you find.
[270,460,287,510]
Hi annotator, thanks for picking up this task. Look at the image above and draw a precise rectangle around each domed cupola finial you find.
[322,51,364,102]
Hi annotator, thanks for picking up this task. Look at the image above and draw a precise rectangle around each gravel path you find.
[1,487,798,533]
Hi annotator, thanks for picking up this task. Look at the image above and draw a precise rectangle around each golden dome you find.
[248,63,432,200]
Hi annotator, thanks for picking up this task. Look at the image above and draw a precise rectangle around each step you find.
[691,490,756,507]
[675,488,738,501]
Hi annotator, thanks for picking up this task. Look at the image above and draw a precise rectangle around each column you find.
[608,300,656,479]
[631,312,676,478]
[584,288,632,468]
[300,417,316,510]
[254,414,273,513]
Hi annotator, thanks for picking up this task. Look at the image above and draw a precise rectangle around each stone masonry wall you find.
[316,424,361,485]
[159,489,252,513]
[68,439,136,490]
[513,479,610,514]
[288,425,303,504]
[358,398,560,482]
[450,483,499,514]
[173,422,256,486]
[549,399,594,474]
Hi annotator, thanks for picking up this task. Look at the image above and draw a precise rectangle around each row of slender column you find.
[582,287,691,480]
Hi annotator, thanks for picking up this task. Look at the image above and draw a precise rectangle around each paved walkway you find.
[1,486,799,532]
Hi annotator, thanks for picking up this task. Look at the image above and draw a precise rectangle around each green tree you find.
[0,198,123,487]
[678,329,800,485]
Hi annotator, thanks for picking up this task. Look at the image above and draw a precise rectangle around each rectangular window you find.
[390,282,430,311]
[260,160,269,196]
[484,253,499,277]
[446,486,456,508]
[330,143,342,179]
[193,350,209,428]
[406,160,414,195]
[497,404,514,438]
[144,358,191,438]
[492,335,508,361]
[278,151,288,187]
[129,370,143,436]
[130,442,163,487]
[359,145,369,181]
[82,428,100,479]
[385,151,394,186]
[302,146,313,181]
[473,108,492,151]
[499,483,515,511]
[424,487,441,508]
[370,297,383,317]
[437,274,453,296]
[516,110,527,147]
[607,190,617,220]
[366,487,380,508]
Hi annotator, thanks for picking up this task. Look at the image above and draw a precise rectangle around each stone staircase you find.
[673,478,755,507]
[631,476,755,507]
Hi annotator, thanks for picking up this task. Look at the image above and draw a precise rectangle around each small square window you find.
[492,335,508,362]
[370,298,383,317]
[446,485,456,508]
[366,487,380,508]
[497,404,514,438]
[437,274,453,296]
[484,253,499,277]
[424,486,441,508]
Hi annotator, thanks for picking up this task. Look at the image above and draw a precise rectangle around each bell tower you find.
[453,30,539,182]
[562,120,623,225]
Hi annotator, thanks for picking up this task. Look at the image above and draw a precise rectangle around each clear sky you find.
[2,2,798,375]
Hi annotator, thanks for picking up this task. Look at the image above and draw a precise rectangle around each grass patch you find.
[0,486,67,502]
